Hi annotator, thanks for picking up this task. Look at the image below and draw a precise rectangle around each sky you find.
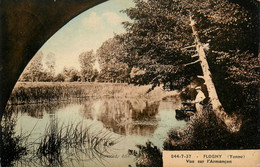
[39,0,135,74]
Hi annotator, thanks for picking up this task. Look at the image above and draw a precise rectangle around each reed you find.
[8,82,152,105]
[1,113,28,167]
[8,82,179,105]
[2,112,120,167]
[21,119,120,166]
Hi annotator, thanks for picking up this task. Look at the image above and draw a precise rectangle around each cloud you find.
[82,12,103,31]
[82,11,123,31]
[103,12,123,25]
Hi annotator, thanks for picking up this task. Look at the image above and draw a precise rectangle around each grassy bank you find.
[8,82,179,105]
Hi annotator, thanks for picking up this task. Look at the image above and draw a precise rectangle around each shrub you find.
[164,106,258,150]
[129,141,162,167]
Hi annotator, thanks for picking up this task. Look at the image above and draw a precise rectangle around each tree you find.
[19,51,58,82]
[79,50,96,82]
[34,52,57,82]
[19,51,44,82]
[121,0,259,130]
[54,73,65,82]
[97,37,130,83]
[188,16,235,131]
[120,0,197,89]
[61,67,81,82]
[44,52,56,80]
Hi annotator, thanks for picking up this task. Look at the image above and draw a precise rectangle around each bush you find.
[164,106,258,150]
[129,141,162,167]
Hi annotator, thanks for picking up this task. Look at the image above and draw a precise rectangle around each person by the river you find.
[194,86,206,113]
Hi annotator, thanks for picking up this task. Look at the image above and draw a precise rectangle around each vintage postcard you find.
[1,0,259,167]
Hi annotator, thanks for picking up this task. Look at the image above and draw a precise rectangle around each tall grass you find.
[1,113,27,167]
[8,82,179,105]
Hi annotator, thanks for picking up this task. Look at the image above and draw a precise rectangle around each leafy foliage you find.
[19,51,44,82]
[19,51,57,82]
[79,50,97,82]
[120,0,198,89]
[120,0,259,149]
[61,67,81,82]
[121,0,259,113]
[44,52,56,81]
[97,37,130,83]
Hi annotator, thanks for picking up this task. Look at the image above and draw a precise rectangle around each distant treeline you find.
[18,43,132,83]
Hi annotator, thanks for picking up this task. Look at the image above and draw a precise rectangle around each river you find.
[7,97,186,167]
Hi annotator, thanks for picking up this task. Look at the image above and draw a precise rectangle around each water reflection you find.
[6,101,71,119]
[80,99,160,136]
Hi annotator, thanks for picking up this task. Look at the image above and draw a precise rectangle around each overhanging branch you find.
[181,44,196,50]
[191,54,199,58]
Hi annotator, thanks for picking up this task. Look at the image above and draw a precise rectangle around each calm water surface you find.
[11,97,186,167]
